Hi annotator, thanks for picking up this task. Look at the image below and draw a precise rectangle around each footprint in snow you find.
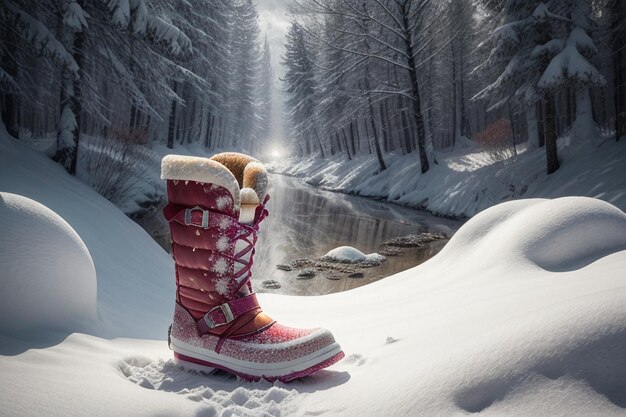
[119,357,296,417]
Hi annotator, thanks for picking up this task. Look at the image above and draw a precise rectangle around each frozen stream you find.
[252,174,462,295]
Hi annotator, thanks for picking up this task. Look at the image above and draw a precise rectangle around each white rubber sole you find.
[170,335,343,379]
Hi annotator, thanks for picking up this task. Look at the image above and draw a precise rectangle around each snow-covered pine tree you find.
[228,0,261,151]
[535,0,605,141]
[282,22,318,156]
[473,0,543,148]
[54,0,88,175]
[0,0,79,141]
[607,0,625,141]
[256,36,273,154]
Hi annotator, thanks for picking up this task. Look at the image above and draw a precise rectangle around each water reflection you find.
[253,174,461,295]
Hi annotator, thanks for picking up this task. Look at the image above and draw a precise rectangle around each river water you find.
[251,174,462,295]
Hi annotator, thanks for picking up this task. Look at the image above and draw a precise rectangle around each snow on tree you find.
[535,0,606,140]
[282,22,318,156]
[256,36,273,152]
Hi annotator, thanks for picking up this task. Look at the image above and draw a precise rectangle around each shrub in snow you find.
[0,193,97,334]
[472,118,517,162]
[79,135,162,215]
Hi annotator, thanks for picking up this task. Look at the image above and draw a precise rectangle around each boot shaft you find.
[161,154,269,320]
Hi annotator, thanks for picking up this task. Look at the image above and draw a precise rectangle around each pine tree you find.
[256,36,273,153]
[536,0,605,140]
[282,22,318,156]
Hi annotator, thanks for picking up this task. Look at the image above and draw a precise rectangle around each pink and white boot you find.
[161,152,344,382]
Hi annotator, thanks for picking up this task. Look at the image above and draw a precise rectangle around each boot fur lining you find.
[211,153,268,203]
[161,155,241,209]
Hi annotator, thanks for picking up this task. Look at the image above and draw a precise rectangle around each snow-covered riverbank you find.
[2,130,626,416]
[269,135,626,219]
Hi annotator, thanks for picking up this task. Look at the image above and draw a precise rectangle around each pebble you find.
[297,269,316,279]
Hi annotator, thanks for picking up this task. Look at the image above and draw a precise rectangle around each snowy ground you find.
[2,128,626,416]
[269,135,626,219]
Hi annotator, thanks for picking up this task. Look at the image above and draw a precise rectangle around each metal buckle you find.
[203,302,235,329]
[185,206,209,228]
[220,303,234,322]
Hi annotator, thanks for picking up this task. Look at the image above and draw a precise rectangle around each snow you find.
[269,136,626,219]
[63,1,89,32]
[321,246,384,264]
[538,45,604,89]
[2,125,626,416]
[57,105,77,149]
[3,2,79,74]
[146,16,193,57]
[109,0,131,28]
[0,128,174,340]
[0,193,96,335]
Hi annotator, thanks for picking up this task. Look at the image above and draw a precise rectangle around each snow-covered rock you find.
[321,246,385,263]
[0,192,96,334]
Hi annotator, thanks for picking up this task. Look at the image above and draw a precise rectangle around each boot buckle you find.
[185,206,209,228]
[204,303,235,329]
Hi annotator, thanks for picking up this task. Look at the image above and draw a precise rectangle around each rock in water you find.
[321,246,385,264]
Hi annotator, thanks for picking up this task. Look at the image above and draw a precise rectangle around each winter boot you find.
[161,152,344,382]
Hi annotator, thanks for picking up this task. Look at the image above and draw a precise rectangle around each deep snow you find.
[1,129,626,416]
[269,136,626,219]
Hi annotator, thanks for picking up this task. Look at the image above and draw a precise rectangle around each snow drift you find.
[0,192,96,335]
[1,126,626,416]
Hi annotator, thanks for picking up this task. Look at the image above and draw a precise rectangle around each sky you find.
[256,0,291,150]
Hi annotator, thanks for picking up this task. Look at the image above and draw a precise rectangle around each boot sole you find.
[170,336,344,382]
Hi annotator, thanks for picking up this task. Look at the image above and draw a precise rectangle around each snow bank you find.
[269,136,626,219]
[0,192,96,335]
[438,196,626,271]
[263,197,626,416]
[2,121,626,416]
[0,127,174,339]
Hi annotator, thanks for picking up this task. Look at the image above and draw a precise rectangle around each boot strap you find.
[164,203,237,230]
[196,293,261,334]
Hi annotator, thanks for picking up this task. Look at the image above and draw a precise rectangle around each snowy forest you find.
[1,0,623,184]
[281,0,625,175]
[0,0,273,174]
[2,1,626,415]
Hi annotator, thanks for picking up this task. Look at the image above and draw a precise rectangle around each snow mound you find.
[439,197,626,271]
[321,246,385,263]
[0,192,96,334]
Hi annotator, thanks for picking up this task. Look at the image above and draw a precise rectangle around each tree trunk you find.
[573,86,595,140]
[342,128,352,160]
[451,42,458,149]
[459,44,470,139]
[67,14,86,176]
[526,106,540,147]
[314,129,325,158]
[508,103,517,156]
[615,44,624,141]
[167,81,177,149]
[401,2,429,173]
[1,26,20,139]
[54,8,85,176]
[536,101,545,147]
[379,102,390,153]
[400,110,410,155]
[350,121,357,156]
[543,97,560,174]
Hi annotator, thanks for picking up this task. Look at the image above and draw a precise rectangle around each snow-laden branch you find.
[1,1,79,74]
